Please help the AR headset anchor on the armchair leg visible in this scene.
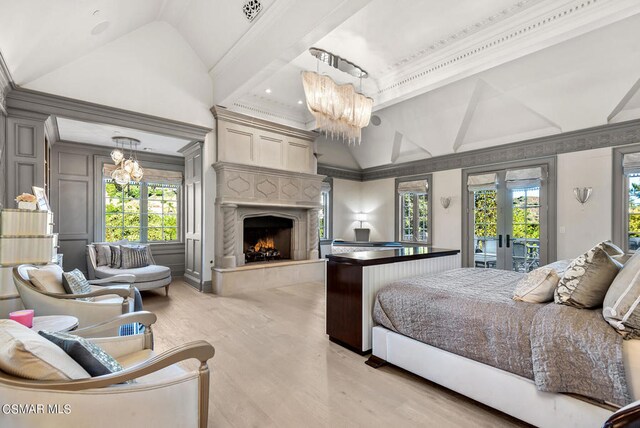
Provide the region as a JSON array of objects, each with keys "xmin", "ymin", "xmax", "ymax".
[{"xmin": 165, "ymin": 285, "xmax": 170, "ymax": 297}]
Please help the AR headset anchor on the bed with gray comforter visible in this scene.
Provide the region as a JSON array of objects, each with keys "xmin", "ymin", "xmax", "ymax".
[{"xmin": 372, "ymin": 268, "xmax": 631, "ymax": 406}]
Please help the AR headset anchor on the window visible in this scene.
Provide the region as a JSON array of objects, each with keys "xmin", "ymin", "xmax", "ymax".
[
  {"xmin": 319, "ymin": 179, "xmax": 332, "ymax": 240},
  {"xmin": 396, "ymin": 176, "xmax": 431, "ymax": 243},
  {"xmin": 104, "ymin": 179, "xmax": 180, "ymax": 243},
  {"xmin": 614, "ymin": 147, "xmax": 640, "ymax": 252}
]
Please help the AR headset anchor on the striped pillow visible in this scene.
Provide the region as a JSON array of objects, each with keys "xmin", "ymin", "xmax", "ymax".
[
  {"xmin": 604, "ymin": 251, "xmax": 640, "ymax": 338},
  {"xmin": 62, "ymin": 269, "xmax": 94, "ymax": 302},
  {"xmin": 109, "ymin": 245, "xmax": 121, "ymax": 268},
  {"xmin": 121, "ymin": 245, "xmax": 149, "ymax": 269}
]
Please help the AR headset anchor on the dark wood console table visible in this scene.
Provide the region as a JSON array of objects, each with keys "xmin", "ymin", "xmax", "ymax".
[{"xmin": 326, "ymin": 246, "xmax": 460, "ymax": 353}]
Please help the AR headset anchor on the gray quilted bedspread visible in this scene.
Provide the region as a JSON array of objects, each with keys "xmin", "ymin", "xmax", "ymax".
[{"xmin": 372, "ymin": 268, "xmax": 631, "ymax": 405}]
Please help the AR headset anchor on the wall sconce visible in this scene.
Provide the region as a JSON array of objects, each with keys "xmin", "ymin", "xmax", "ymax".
[
  {"xmin": 573, "ymin": 187, "xmax": 592, "ymax": 204},
  {"xmin": 440, "ymin": 196, "xmax": 451, "ymax": 209}
]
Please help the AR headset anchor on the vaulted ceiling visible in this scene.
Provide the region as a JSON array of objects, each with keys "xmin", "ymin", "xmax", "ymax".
[{"xmin": 1, "ymin": 0, "xmax": 639, "ymax": 165}]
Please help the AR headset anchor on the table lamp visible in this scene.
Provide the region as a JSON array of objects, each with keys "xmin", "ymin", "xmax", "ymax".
[{"xmin": 354, "ymin": 212, "xmax": 370, "ymax": 242}]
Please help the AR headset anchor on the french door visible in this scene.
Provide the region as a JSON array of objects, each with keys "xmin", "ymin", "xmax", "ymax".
[{"xmin": 467, "ymin": 166, "xmax": 548, "ymax": 273}]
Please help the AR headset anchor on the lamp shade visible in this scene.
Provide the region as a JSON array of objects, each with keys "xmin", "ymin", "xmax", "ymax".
[{"xmin": 355, "ymin": 213, "xmax": 367, "ymax": 222}]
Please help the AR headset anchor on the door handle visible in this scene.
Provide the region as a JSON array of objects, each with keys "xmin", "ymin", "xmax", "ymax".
[
  {"xmin": 506, "ymin": 234, "xmax": 511, "ymax": 248},
  {"xmin": 498, "ymin": 235, "xmax": 503, "ymax": 248}
]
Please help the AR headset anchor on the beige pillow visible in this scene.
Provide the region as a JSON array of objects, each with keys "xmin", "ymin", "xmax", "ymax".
[
  {"xmin": 603, "ymin": 251, "xmax": 640, "ymax": 337},
  {"xmin": 543, "ymin": 259, "xmax": 572, "ymax": 277},
  {"xmin": 554, "ymin": 243, "xmax": 621, "ymax": 309},
  {"xmin": 513, "ymin": 267, "xmax": 559, "ymax": 303},
  {"xmin": 0, "ymin": 320, "xmax": 90, "ymax": 380},
  {"xmin": 602, "ymin": 240, "xmax": 625, "ymax": 257},
  {"xmin": 28, "ymin": 265, "xmax": 65, "ymax": 294}
]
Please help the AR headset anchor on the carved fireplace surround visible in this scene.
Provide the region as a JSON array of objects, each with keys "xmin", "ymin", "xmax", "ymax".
[{"xmin": 213, "ymin": 161, "xmax": 325, "ymax": 269}]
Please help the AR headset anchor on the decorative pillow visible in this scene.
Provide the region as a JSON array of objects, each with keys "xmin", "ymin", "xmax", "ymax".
[
  {"xmin": 601, "ymin": 240, "xmax": 625, "ymax": 257},
  {"xmin": 120, "ymin": 245, "xmax": 149, "ymax": 269},
  {"xmin": 62, "ymin": 269, "xmax": 94, "ymax": 302},
  {"xmin": 554, "ymin": 243, "xmax": 621, "ymax": 308},
  {"xmin": 94, "ymin": 244, "xmax": 112, "ymax": 267},
  {"xmin": 513, "ymin": 267, "xmax": 559, "ymax": 303},
  {"xmin": 28, "ymin": 264, "xmax": 65, "ymax": 294},
  {"xmin": 39, "ymin": 330, "xmax": 128, "ymax": 379},
  {"xmin": 603, "ymin": 251, "xmax": 640, "ymax": 337},
  {"xmin": 0, "ymin": 320, "xmax": 90, "ymax": 381},
  {"xmin": 109, "ymin": 245, "xmax": 122, "ymax": 268},
  {"xmin": 542, "ymin": 259, "xmax": 572, "ymax": 278}
]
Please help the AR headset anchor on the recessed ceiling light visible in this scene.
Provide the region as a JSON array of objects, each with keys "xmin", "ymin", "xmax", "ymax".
[
  {"xmin": 91, "ymin": 21, "xmax": 109, "ymax": 36},
  {"xmin": 297, "ymin": 100, "xmax": 303, "ymax": 105},
  {"xmin": 265, "ymin": 88, "xmax": 272, "ymax": 94}
]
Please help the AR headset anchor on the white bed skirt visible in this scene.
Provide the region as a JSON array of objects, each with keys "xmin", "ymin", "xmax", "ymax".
[{"xmin": 372, "ymin": 326, "xmax": 614, "ymax": 428}]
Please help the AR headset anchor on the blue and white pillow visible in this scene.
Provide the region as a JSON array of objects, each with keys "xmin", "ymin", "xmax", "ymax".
[{"xmin": 62, "ymin": 269, "xmax": 94, "ymax": 302}]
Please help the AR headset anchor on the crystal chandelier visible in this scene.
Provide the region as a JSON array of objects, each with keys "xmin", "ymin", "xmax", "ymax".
[
  {"xmin": 110, "ymin": 137, "xmax": 144, "ymax": 185},
  {"xmin": 301, "ymin": 48, "xmax": 373, "ymax": 145}
]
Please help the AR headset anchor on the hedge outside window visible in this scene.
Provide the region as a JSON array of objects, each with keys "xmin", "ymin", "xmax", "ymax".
[{"xmin": 104, "ymin": 179, "xmax": 179, "ymax": 242}]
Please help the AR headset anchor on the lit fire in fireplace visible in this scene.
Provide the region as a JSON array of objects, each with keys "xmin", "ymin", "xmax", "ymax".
[{"xmin": 253, "ymin": 236, "xmax": 275, "ymax": 251}]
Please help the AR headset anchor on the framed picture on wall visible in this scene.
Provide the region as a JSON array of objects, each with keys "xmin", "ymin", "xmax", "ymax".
[{"xmin": 32, "ymin": 186, "xmax": 50, "ymax": 211}]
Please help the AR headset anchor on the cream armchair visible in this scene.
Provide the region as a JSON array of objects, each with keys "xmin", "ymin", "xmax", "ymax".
[
  {"xmin": 0, "ymin": 313, "xmax": 214, "ymax": 428},
  {"xmin": 13, "ymin": 265, "xmax": 136, "ymax": 329}
]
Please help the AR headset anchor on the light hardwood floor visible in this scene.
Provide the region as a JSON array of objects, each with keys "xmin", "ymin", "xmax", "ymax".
[{"xmin": 143, "ymin": 280, "xmax": 529, "ymax": 428}]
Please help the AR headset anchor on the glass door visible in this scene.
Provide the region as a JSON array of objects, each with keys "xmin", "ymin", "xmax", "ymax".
[{"xmin": 468, "ymin": 166, "xmax": 547, "ymax": 272}]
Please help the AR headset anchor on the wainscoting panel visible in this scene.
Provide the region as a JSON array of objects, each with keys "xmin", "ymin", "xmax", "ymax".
[
  {"xmin": 6, "ymin": 116, "xmax": 45, "ymax": 200},
  {"xmin": 58, "ymin": 180, "xmax": 89, "ymax": 235},
  {"xmin": 59, "ymin": 239, "xmax": 89, "ymax": 272},
  {"xmin": 361, "ymin": 253, "xmax": 461, "ymax": 350}
]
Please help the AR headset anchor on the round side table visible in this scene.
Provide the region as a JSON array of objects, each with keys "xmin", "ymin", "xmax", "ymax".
[{"xmin": 31, "ymin": 315, "xmax": 79, "ymax": 333}]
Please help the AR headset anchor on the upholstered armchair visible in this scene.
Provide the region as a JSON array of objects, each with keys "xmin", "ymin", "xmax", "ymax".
[
  {"xmin": 0, "ymin": 313, "xmax": 214, "ymax": 428},
  {"xmin": 86, "ymin": 241, "xmax": 172, "ymax": 296},
  {"xmin": 13, "ymin": 264, "xmax": 136, "ymax": 329}
]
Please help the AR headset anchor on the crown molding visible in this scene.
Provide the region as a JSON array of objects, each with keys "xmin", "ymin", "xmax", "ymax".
[
  {"xmin": 373, "ymin": 0, "xmax": 640, "ymax": 111},
  {"xmin": 319, "ymin": 118, "xmax": 640, "ymax": 181},
  {"xmin": 0, "ymin": 50, "xmax": 14, "ymax": 115},
  {"xmin": 5, "ymin": 87, "xmax": 211, "ymax": 140},
  {"xmin": 211, "ymin": 105, "xmax": 317, "ymax": 141}
]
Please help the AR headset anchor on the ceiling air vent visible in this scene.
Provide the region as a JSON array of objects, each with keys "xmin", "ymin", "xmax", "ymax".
[{"xmin": 242, "ymin": 0, "xmax": 262, "ymax": 22}]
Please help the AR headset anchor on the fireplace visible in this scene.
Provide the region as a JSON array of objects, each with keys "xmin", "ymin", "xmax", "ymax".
[{"xmin": 243, "ymin": 216, "xmax": 293, "ymax": 264}]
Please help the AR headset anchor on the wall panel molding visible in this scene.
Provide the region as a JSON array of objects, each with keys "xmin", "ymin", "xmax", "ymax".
[
  {"xmin": 6, "ymin": 87, "xmax": 210, "ymax": 141},
  {"xmin": 319, "ymin": 118, "xmax": 640, "ymax": 181}
]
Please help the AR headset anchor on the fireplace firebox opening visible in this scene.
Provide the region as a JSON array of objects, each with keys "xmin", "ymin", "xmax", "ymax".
[{"xmin": 243, "ymin": 216, "xmax": 293, "ymax": 264}]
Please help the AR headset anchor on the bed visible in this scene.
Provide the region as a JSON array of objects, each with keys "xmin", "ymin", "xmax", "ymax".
[{"xmin": 370, "ymin": 268, "xmax": 640, "ymax": 428}]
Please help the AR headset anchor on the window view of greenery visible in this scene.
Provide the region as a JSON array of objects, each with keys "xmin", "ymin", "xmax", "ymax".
[
  {"xmin": 511, "ymin": 187, "xmax": 540, "ymax": 272},
  {"xmin": 401, "ymin": 192, "xmax": 428, "ymax": 242},
  {"xmin": 628, "ymin": 175, "xmax": 640, "ymax": 250},
  {"xmin": 319, "ymin": 190, "xmax": 329, "ymax": 239},
  {"xmin": 105, "ymin": 180, "xmax": 178, "ymax": 243},
  {"xmin": 474, "ymin": 190, "xmax": 497, "ymax": 267}
]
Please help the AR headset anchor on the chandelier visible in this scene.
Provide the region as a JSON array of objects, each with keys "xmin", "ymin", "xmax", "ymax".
[
  {"xmin": 301, "ymin": 48, "xmax": 373, "ymax": 145},
  {"xmin": 110, "ymin": 136, "xmax": 144, "ymax": 185}
]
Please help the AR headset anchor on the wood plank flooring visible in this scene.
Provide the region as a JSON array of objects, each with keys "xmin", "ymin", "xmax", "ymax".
[{"xmin": 143, "ymin": 280, "xmax": 529, "ymax": 428}]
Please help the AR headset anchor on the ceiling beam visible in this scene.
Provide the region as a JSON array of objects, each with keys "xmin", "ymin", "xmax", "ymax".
[{"xmin": 209, "ymin": 0, "xmax": 372, "ymax": 107}]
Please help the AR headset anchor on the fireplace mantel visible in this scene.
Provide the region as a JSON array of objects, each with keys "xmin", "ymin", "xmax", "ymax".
[{"xmin": 214, "ymin": 161, "xmax": 325, "ymax": 209}]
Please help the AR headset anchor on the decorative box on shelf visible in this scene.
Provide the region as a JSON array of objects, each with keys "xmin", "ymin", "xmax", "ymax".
[
  {"xmin": 0, "ymin": 235, "xmax": 58, "ymax": 265},
  {"xmin": 0, "ymin": 209, "xmax": 54, "ymax": 236}
]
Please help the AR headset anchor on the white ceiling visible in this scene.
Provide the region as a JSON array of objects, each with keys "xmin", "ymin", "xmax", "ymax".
[
  {"xmin": 1, "ymin": 0, "xmax": 640, "ymax": 168},
  {"xmin": 56, "ymin": 117, "xmax": 192, "ymax": 156}
]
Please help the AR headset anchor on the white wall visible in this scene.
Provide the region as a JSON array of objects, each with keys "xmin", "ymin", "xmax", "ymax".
[
  {"xmin": 431, "ymin": 169, "xmax": 462, "ymax": 249},
  {"xmin": 332, "ymin": 178, "xmax": 362, "ymax": 241},
  {"xmin": 360, "ymin": 179, "xmax": 396, "ymax": 241},
  {"xmin": 329, "ymin": 148, "xmax": 616, "ymax": 263},
  {"xmin": 556, "ymin": 148, "xmax": 612, "ymax": 259}
]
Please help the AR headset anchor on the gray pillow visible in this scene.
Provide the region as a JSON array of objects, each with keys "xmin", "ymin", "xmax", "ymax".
[
  {"xmin": 603, "ymin": 251, "xmax": 640, "ymax": 338},
  {"xmin": 120, "ymin": 245, "xmax": 149, "ymax": 269},
  {"xmin": 94, "ymin": 244, "xmax": 111, "ymax": 267},
  {"xmin": 109, "ymin": 245, "xmax": 122, "ymax": 268},
  {"xmin": 554, "ymin": 243, "xmax": 621, "ymax": 309},
  {"xmin": 62, "ymin": 269, "xmax": 94, "ymax": 302},
  {"xmin": 38, "ymin": 330, "xmax": 128, "ymax": 379},
  {"xmin": 602, "ymin": 240, "xmax": 625, "ymax": 257}
]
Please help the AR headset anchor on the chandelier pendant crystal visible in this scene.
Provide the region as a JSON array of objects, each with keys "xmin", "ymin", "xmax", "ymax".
[
  {"xmin": 110, "ymin": 137, "xmax": 144, "ymax": 185},
  {"xmin": 301, "ymin": 48, "xmax": 373, "ymax": 145}
]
